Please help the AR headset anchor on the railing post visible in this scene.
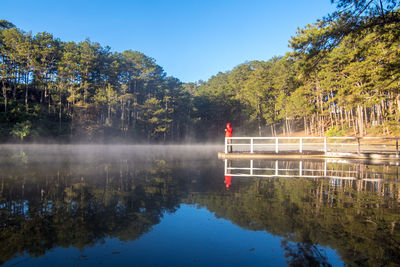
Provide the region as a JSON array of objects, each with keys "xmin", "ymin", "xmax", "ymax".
[
  {"xmin": 324, "ymin": 161, "xmax": 327, "ymax": 177},
  {"xmin": 225, "ymin": 138, "xmax": 228, "ymax": 154},
  {"xmin": 250, "ymin": 160, "xmax": 253, "ymax": 175},
  {"xmin": 299, "ymin": 137, "xmax": 303, "ymax": 153},
  {"xmin": 396, "ymin": 138, "xmax": 399, "ymax": 157},
  {"xmin": 324, "ymin": 137, "xmax": 327, "ymax": 153},
  {"xmin": 357, "ymin": 137, "xmax": 361, "ymax": 154},
  {"xmin": 250, "ymin": 138, "xmax": 254, "ymax": 153},
  {"xmin": 275, "ymin": 138, "xmax": 279, "ymax": 153},
  {"xmin": 275, "ymin": 160, "xmax": 278, "ymax": 176}
]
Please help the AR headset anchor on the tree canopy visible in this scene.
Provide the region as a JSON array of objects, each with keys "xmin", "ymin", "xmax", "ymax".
[{"xmin": 1, "ymin": 2, "xmax": 400, "ymax": 142}]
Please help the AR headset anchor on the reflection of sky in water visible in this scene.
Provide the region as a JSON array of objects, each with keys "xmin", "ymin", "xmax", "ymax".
[
  {"xmin": 5, "ymin": 205, "xmax": 343, "ymax": 267},
  {"xmin": 1, "ymin": 145, "xmax": 399, "ymax": 266}
]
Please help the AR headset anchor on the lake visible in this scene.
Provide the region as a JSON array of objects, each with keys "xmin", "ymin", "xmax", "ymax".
[{"xmin": 0, "ymin": 145, "xmax": 399, "ymax": 266}]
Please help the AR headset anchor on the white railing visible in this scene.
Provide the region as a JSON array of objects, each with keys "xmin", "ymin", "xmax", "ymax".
[
  {"xmin": 224, "ymin": 159, "xmax": 395, "ymax": 181},
  {"xmin": 225, "ymin": 136, "xmax": 399, "ymax": 156}
]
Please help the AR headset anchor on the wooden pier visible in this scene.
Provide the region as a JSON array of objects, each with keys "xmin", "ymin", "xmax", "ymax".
[{"xmin": 218, "ymin": 137, "xmax": 400, "ymax": 161}]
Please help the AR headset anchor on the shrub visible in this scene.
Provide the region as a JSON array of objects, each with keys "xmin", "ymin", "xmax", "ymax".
[
  {"xmin": 325, "ymin": 125, "xmax": 346, "ymax": 137},
  {"xmin": 10, "ymin": 121, "xmax": 31, "ymax": 141}
]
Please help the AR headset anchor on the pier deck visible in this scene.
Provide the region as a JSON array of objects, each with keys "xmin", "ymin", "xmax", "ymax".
[{"xmin": 220, "ymin": 137, "xmax": 400, "ymax": 161}]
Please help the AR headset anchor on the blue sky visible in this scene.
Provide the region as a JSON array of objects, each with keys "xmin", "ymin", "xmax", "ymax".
[{"xmin": 2, "ymin": 0, "xmax": 334, "ymax": 83}]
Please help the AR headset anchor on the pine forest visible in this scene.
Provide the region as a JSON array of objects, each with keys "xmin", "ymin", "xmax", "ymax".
[{"xmin": 1, "ymin": 1, "xmax": 400, "ymax": 142}]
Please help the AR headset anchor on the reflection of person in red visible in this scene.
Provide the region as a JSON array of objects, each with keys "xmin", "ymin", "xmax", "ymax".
[
  {"xmin": 225, "ymin": 123, "xmax": 233, "ymax": 152},
  {"xmin": 224, "ymin": 175, "xmax": 231, "ymax": 190}
]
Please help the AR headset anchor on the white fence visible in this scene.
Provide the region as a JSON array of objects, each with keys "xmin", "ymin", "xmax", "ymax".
[
  {"xmin": 225, "ymin": 136, "xmax": 399, "ymax": 156},
  {"xmin": 224, "ymin": 159, "xmax": 397, "ymax": 181}
]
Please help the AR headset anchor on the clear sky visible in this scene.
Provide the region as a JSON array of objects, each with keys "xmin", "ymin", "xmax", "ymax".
[{"xmin": 2, "ymin": 0, "xmax": 334, "ymax": 83}]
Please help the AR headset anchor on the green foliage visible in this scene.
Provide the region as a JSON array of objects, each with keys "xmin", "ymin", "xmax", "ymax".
[
  {"xmin": 0, "ymin": 23, "xmax": 192, "ymax": 142},
  {"xmin": 10, "ymin": 121, "xmax": 31, "ymax": 140},
  {"xmin": 384, "ymin": 121, "xmax": 400, "ymax": 135},
  {"xmin": 325, "ymin": 125, "xmax": 346, "ymax": 137},
  {"xmin": 1, "ymin": 2, "xmax": 400, "ymax": 141}
]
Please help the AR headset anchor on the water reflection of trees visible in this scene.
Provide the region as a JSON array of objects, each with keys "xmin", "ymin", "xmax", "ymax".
[
  {"xmin": 195, "ymin": 160, "xmax": 400, "ymax": 266},
  {"xmin": 1, "ymin": 153, "xmax": 400, "ymax": 266},
  {"xmin": 281, "ymin": 240, "xmax": 331, "ymax": 267},
  {"xmin": 0, "ymin": 157, "xmax": 195, "ymax": 264}
]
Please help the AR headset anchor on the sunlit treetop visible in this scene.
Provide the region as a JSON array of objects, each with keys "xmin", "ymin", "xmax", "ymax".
[{"xmin": 290, "ymin": 0, "xmax": 400, "ymax": 60}]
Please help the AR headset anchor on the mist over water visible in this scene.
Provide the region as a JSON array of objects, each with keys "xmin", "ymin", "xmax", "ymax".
[
  {"xmin": 1, "ymin": 145, "xmax": 399, "ymax": 266},
  {"xmin": 0, "ymin": 144, "xmax": 223, "ymax": 164}
]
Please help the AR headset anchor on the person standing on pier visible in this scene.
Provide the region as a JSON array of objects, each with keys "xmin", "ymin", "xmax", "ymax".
[{"xmin": 225, "ymin": 123, "xmax": 233, "ymax": 152}]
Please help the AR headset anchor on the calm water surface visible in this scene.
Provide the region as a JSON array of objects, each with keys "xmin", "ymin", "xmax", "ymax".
[{"xmin": 0, "ymin": 145, "xmax": 399, "ymax": 266}]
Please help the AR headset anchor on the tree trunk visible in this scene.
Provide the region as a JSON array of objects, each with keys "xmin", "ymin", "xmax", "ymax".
[
  {"xmin": 350, "ymin": 109, "xmax": 357, "ymax": 135},
  {"xmin": 1, "ymin": 80, "xmax": 7, "ymax": 115},
  {"xmin": 121, "ymin": 99, "xmax": 125, "ymax": 131},
  {"xmin": 357, "ymin": 105, "xmax": 364, "ymax": 136},
  {"xmin": 133, "ymin": 95, "xmax": 137, "ymax": 130},
  {"xmin": 340, "ymin": 107, "xmax": 344, "ymax": 130},
  {"xmin": 363, "ymin": 105, "xmax": 368, "ymax": 134},
  {"xmin": 107, "ymin": 102, "xmax": 111, "ymax": 122},
  {"xmin": 126, "ymin": 100, "xmax": 131, "ymax": 132},
  {"xmin": 396, "ymin": 94, "xmax": 400, "ymax": 121},
  {"xmin": 304, "ymin": 117, "xmax": 308, "ymax": 135},
  {"xmin": 25, "ymin": 74, "xmax": 29, "ymax": 107},
  {"xmin": 257, "ymin": 101, "xmax": 263, "ymax": 136},
  {"xmin": 310, "ymin": 115, "xmax": 314, "ymax": 136},
  {"xmin": 14, "ymin": 71, "xmax": 20, "ymax": 99},
  {"xmin": 59, "ymin": 87, "xmax": 62, "ymax": 132}
]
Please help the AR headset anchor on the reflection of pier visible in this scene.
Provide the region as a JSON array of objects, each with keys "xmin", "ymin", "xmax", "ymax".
[
  {"xmin": 224, "ymin": 159, "xmax": 399, "ymax": 181},
  {"xmin": 219, "ymin": 137, "xmax": 400, "ymax": 161}
]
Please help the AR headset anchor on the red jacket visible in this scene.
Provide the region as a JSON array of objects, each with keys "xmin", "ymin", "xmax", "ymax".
[
  {"xmin": 225, "ymin": 123, "xmax": 233, "ymax": 137},
  {"xmin": 225, "ymin": 175, "xmax": 231, "ymax": 190}
]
